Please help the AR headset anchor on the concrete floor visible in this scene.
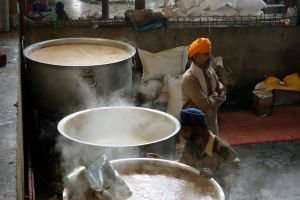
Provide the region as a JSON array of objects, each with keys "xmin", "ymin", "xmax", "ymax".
[
  {"xmin": 0, "ymin": 31, "xmax": 18, "ymax": 199},
  {"xmin": 232, "ymin": 141, "xmax": 300, "ymax": 200}
]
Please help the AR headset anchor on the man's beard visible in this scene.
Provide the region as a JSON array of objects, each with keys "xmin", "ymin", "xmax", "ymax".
[{"xmin": 203, "ymin": 59, "xmax": 212, "ymax": 71}]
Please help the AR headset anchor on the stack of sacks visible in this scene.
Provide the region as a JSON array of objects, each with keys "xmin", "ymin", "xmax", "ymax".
[
  {"xmin": 236, "ymin": 0, "xmax": 267, "ymax": 16},
  {"xmin": 137, "ymin": 46, "xmax": 188, "ymax": 118},
  {"xmin": 162, "ymin": 0, "xmax": 267, "ymax": 17}
]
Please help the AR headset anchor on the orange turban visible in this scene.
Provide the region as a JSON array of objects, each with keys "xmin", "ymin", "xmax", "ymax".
[{"xmin": 188, "ymin": 38, "xmax": 212, "ymax": 58}]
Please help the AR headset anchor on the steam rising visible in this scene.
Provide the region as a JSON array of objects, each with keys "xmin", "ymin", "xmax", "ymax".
[
  {"xmin": 63, "ymin": 108, "xmax": 176, "ymax": 146},
  {"xmin": 232, "ymin": 164, "xmax": 300, "ymax": 200},
  {"xmin": 231, "ymin": 142, "xmax": 300, "ymax": 200},
  {"xmin": 55, "ymin": 75, "xmax": 179, "ymax": 177},
  {"xmin": 44, "ymin": 61, "xmax": 300, "ymax": 200},
  {"xmin": 56, "ymin": 106, "xmax": 178, "ymax": 173},
  {"xmin": 56, "ymin": 135, "xmax": 140, "ymax": 173},
  {"xmin": 55, "ymin": 72, "xmax": 133, "ymax": 173}
]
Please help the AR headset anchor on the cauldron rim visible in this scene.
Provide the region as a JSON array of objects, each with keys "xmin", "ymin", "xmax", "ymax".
[
  {"xmin": 57, "ymin": 106, "xmax": 181, "ymax": 148},
  {"xmin": 23, "ymin": 37, "xmax": 136, "ymax": 67}
]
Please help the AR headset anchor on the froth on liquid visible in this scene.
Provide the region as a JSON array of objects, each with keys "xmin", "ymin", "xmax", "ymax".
[
  {"xmin": 28, "ymin": 44, "xmax": 132, "ymax": 66},
  {"xmin": 82, "ymin": 174, "xmax": 217, "ymax": 200},
  {"xmin": 123, "ymin": 174, "xmax": 216, "ymax": 200}
]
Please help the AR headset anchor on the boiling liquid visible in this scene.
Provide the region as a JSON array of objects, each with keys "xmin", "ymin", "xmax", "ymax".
[
  {"xmin": 28, "ymin": 44, "xmax": 132, "ymax": 66},
  {"xmin": 123, "ymin": 174, "xmax": 216, "ymax": 200}
]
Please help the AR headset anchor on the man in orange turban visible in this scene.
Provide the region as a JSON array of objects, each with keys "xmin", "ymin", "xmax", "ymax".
[
  {"xmin": 188, "ymin": 38, "xmax": 212, "ymax": 58},
  {"xmin": 181, "ymin": 37, "xmax": 226, "ymax": 136}
]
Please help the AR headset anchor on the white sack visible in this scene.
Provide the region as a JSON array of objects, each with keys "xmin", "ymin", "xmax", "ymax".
[
  {"xmin": 209, "ymin": 0, "xmax": 238, "ymax": 11},
  {"xmin": 238, "ymin": 9, "xmax": 263, "ymax": 16},
  {"xmin": 236, "ymin": 0, "xmax": 267, "ymax": 10},
  {"xmin": 204, "ymin": 6, "xmax": 238, "ymax": 16},
  {"xmin": 176, "ymin": 0, "xmax": 192, "ymax": 13}
]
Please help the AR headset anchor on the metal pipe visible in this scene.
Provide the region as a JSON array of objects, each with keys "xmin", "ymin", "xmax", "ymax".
[{"xmin": 25, "ymin": 147, "xmax": 35, "ymax": 200}]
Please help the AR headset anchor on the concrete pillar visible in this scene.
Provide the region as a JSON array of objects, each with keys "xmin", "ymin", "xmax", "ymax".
[
  {"xmin": 0, "ymin": 0, "xmax": 9, "ymax": 31},
  {"xmin": 297, "ymin": 0, "xmax": 300, "ymax": 10},
  {"xmin": 9, "ymin": 0, "xmax": 19, "ymax": 28},
  {"xmin": 297, "ymin": 0, "xmax": 300, "ymax": 25},
  {"xmin": 135, "ymin": 0, "xmax": 145, "ymax": 10},
  {"xmin": 102, "ymin": 0, "xmax": 109, "ymax": 19},
  {"xmin": 9, "ymin": 0, "xmax": 18, "ymax": 15}
]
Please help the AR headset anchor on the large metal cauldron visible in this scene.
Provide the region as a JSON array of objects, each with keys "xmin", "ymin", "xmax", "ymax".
[
  {"xmin": 63, "ymin": 158, "xmax": 225, "ymax": 200},
  {"xmin": 57, "ymin": 106, "xmax": 180, "ymax": 167},
  {"xmin": 23, "ymin": 38, "xmax": 136, "ymax": 115}
]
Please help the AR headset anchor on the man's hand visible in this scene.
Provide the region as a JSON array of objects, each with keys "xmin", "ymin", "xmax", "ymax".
[
  {"xmin": 218, "ymin": 93, "xmax": 226, "ymax": 101},
  {"xmin": 216, "ymin": 94, "xmax": 226, "ymax": 107},
  {"xmin": 207, "ymin": 92, "xmax": 218, "ymax": 105}
]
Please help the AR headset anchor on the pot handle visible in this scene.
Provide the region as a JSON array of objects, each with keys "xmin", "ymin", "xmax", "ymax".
[
  {"xmin": 79, "ymin": 70, "xmax": 97, "ymax": 88},
  {"xmin": 145, "ymin": 153, "xmax": 161, "ymax": 159}
]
